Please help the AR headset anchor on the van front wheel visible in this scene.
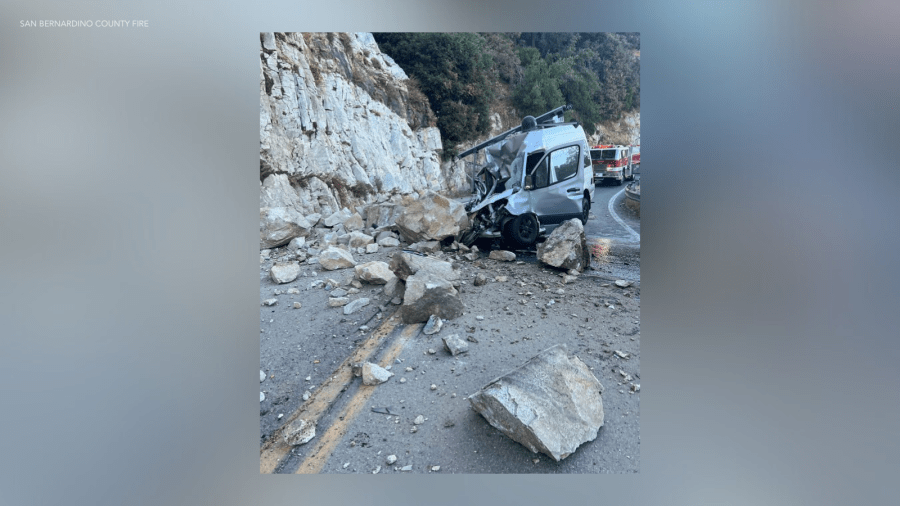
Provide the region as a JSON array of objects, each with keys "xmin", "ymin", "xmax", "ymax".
[{"xmin": 503, "ymin": 214, "xmax": 539, "ymax": 248}]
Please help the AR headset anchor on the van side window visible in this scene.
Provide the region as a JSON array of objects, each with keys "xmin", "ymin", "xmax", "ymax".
[{"xmin": 550, "ymin": 145, "xmax": 579, "ymax": 183}]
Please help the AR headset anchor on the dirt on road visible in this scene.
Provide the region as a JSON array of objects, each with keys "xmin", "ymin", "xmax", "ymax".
[{"xmin": 260, "ymin": 210, "xmax": 640, "ymax": 474}]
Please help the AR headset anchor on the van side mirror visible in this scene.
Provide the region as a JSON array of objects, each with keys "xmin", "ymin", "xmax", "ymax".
[{"xmin": 524, "ymin": 175, "xmax": 533, "ymax": 190}]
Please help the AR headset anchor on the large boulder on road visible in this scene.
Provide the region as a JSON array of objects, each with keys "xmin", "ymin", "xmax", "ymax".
[
  {"xmin": 355, "ymin": 261, "xmax": 396, "ymax": 285},
  {"xmin": 270, "ymin": 262, "xmax": 301, "ymax": 284},
  {"xmin": 260, "ymin": 207, "xmax": 312, "ymax": 249},
  {"xmin": 395, "ymin": 191, "xmax": 468, "ymax": 244},
  {"xmin": 389, "ymin": 251, "xmax": 459, "ymax": 282},
  {"xmin": 318, "ymin": 246, "xmax": 357, "ymax": 270},
  {"xmin": 536, "ymin": 219, "xmax": 591, "ymax": 272},
  {"xmin": 468, "ymin": 344, "xmax": 604, "ymax": 462},
  {"xmin": 400, "ymin": 272, "xmax": 464, "ymax": 323}
]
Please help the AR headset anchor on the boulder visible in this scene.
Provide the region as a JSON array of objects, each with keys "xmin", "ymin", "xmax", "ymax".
[
  {"xmin": 361, "ymin": 362, "xmax": 393, "ymax": 385},
  {"xmin": 409, "ymin": 241, "xmax": 442, "ymax": 254},
  {"xmin": 489, "ymin": 250, "xmax": 516, "ymax": 262},
  {"xmin": 260, "ymin": 207, "xmax": 312, "ymax": 249},
  {"xmin": 389, "ymin": 251, "xmax": 459, "ymax": 282},
  {"xmin": 344, "ymin": 212, "xmax": 365, "ymax": 232},
  {"xmin": 395, "ymin": 191, "xmax": 469, "ymax": 244},
  {"xmin": 365, "ymin": 243, "xmax": 379, "ymax": 254},
  {"xmin": 365, "ymin": 203, "xmax": 405, "ymax": 230},
  {"xmin": 270, "ymin": 262, "xmax": 301, "ymax": 284},
  {"xmin": 288, "ymin": 236, "xmax": 306, "ymax": 250},
  {"xmin": 375, "ymin": 230, "xmax": 397, "ymax": 243},
  {"xmin": 323, "ymin": 209, "xmax": 350, "ymax": 228},
  {"xmin": 377, "ymin": 237, "xmax": 400, "ymax": 248},
  {"xmin": 467, "ymin": 344, "xmax": 604, "ymax": 462},
  {"xmin": 318, "ymin": 247, "xmax": 356, "ymax": 270},
  {"xmin": 536, "ymin": 219, "xmax": 591, "ymax": 272},
  {"xmin": 348, "ymin": 231, "xmax": 375, "ymax": 249},
  {"xmin": 355, "ymin": 261, "xmax": 396, "ymax": 285},
  {"xmin": 400, "ymin": 272, "xmax": 464, "ymax": 323},
  {"xmin": 383, "ymin": 277, "xmax": 404, "ymax": 299}
]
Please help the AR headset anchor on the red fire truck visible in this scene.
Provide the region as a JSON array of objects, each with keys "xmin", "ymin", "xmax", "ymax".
[{"xmin": 590, "ymin": 144, "xmax": 638, "ymax": 185}]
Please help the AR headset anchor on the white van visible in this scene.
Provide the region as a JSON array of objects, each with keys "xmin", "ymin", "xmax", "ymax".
[{"xmin": 456, "ymin": 106, "xmax": 594, "ymax": 248}]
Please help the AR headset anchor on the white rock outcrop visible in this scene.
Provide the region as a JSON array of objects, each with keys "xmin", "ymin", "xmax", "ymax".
[{"xmin": 260, "ymin": 32, "xmax": 469, "ymax": 246}]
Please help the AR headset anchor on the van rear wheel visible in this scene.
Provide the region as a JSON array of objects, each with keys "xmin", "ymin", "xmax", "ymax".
[{"xmin": 503, "ymin": 214, "xmax": 539, "ymax": 248}]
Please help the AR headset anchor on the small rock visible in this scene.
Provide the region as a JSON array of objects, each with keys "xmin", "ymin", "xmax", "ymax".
[
  {"xmin": 288, "ymin": 237, "xmax": 306, "ymax": 250},
  {"xmin": 401, "ymin": 465, "xmax": 413, "ymax": 471},
  {"xmin": 489, "ymin": 250, "xmax": 516, "ymax": 262},
  {"xmin": 283, "ymin": 419, "xmax": 317, "ymax": 446},
  {"xmin": 343, "ymin": 297, "xmax": 371, "ymax": 315},
  {"xmin": 430, "ymin": 384, "xmax": 437, "ymax": 391},
  {"xmin": 262, "ymin": 298, "xmax": 277, "ymax": 306},
  {"xmin": 362, "ymin": 362, "xmax": 394, "ymax": 385},
  {"xmin": 386, "ymin": 455, "xmax": 397, "ymax": 465},
  {"xmin": 302, "ymin": 391, "xmax": 310, "ymax": 401},
  {"xmin": 260, "ymin": 370, "xmax": 266, "ymax": 382},
  {"xmin": 475, "ymin": 315, "xmax": 484, "ymax": 321},
  {"xmin": 287, "ymin": 287, "xmax": 300, "ymax": 294},
  {"xmin": 372, "ymin": 465, "xmax": 381, "ymax": 474},
  {"xmin": 473, "ymin": 273, "xmax": 487, "ymax": 286},
  {"xmin": 442, "ymin": 334, "xmax": 469, "ymax": 356},
  {"xmin": 330, "ymin": 288, "xmax": 348, "ymax": 298},
  {"xmin": 431, "ymin": 466, "xmax": 440, "ymax": 472},
  {"xmin": 562, "ymin": 275, "xmax": 578, "ymax": 284},
  {"xmin": 293, "ymin": 302, "xmax": 302, "ymax": 309},
  {"xmin": 343, "ymin": 462, "xmax": 350, "ymax": 469},
  {"xmin": 399, "ymin": 377, "xmax": 407, "ymax": 383},
  {"xmin": 366, "ymin": 243, "xmax": 379, "ymax": 254},
  {"xmin": 614, "ymin": 350, "xmax": 630, "ymax": 359},
  {"xmin": 495, "ymin": 276, "xmax": 508, "ymax": 282},
  {"xmin": 427, "ymin": 348, "xmax": 436, "ymax": 355},
  {"xmin": 351, "ymin": 279, "xmax": 363, "ymax": 289},
  {"xmin": 328, "ymin": 297, "xmax": 350, "ymax": 307},
  {"xmin": 260, "ymin": 391, "xmax": 265, "ymax": 402},
  {"xmin": 414, "ymin": 415, "xmax": 425, "ymax": 425},
  {"xmin": 410, "ymin": 426, "xmax": 418, "ymax": 433},
  {"xmin": 615, "ymin": 280, "xmax": 633, "ymax": 288},
  {"xmin": 422, "ymin": 315, "xmax": 443, "ymax": 335}
]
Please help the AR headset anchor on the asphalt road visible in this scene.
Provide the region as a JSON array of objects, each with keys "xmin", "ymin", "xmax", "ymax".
[{"xmin": 260, "ymin": 183, "xmax": 641, "ymax": 474}]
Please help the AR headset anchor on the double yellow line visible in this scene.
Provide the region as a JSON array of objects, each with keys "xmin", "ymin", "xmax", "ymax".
[{"xmin": 260, "ymin": 314, "xmax": 420, "ymax": 474}]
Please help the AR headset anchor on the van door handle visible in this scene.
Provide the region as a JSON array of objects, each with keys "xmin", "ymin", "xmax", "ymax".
[{"xmin": 567, "ymin": 188, "xmax": 579, "ymax": 193}]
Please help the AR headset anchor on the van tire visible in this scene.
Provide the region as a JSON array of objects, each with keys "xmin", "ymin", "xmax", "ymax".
[
  {"xmin": 503, "ymin": 214, "xmax": 539, "ymax": 248},
  {"xmin": 581, "ymin": 194, "xmax": 591, "ymax": 225}
]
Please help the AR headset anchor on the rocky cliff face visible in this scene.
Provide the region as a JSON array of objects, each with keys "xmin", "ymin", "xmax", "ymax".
[
  {"xmin": 260, "ymin": 32, "xmax": 470, "ymax": 221},
  {"xmin": 588, "ymin": 112, "xmax": 641, "ymax": 146}
]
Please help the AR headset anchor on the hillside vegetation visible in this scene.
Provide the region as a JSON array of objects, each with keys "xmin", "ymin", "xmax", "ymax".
[{"xmin": 373, "ymin": 32, "xmax": 640, "ymax": 158}]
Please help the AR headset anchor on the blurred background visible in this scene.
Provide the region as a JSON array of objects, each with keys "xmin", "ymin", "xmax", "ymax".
[{"xmin": 1, "ymin": 0, "xmax": 898, "ymax": 504}]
